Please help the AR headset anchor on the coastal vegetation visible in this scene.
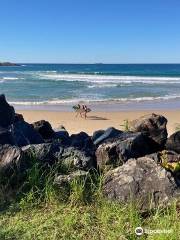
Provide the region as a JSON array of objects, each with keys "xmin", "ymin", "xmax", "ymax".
[{"xmin": 0, "ymin": 163, "xmax": 179, "ymax": 240}]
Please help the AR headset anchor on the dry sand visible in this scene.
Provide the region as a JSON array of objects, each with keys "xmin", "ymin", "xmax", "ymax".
[{"xmin": 17, "ymin": 110, "xmax": 180, "ymax": 136}]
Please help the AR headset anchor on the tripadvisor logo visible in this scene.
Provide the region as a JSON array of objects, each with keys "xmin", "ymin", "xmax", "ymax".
[
  {"xmin": 135, "ymin": 226, "xmax": 172, "ymax": 236},
  {"xmin": 135, "ymin": 227, "xmax": 144, "ymax": 236}
]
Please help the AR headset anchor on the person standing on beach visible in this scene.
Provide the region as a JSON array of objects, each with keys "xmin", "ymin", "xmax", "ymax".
[{"xmin": 82, "ymin": 104, "xmax": 88, "ymax": 119}]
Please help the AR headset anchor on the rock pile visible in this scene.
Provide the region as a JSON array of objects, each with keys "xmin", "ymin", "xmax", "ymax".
[{"xmin": 0, "ymin": 94, "xmax": 180, "ymax": 209}]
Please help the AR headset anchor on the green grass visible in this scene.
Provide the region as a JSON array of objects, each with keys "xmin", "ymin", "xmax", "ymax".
[
  {"xmin": 0, "ymin": 198, "xmax": 179, "ymax": 240},
  {"xmin": 0, "ymin": 162, "xmax": 179, "ymax": 240},
  {"xmin": 120, "ymin": 119, "xmax": 130, "ymax": 132}
]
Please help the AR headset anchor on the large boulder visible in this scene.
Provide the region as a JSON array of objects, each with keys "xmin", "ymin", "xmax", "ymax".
[
  {"xmin": 95, "ymin": 132, "xmax": 154, "ymax": 170},
  {"xmin": 22, "ymin": 143, "xmax": 63, "ymax": 166},
  {"xmin": 130, "ymin": 113, "xmax": 168, "ymax": 149},
  {"xmin": 103, "ymin": 157, "xmax": 180, "ymax": 210},
  {"xmin": 0, "ymin": 145, "xmax": 27, "ymax": 179},
  {"xmin": 166, "ymin": 131, "xmax": 180, "ymax": 153},
  {"xmin": 0, "ymin": 127, "xmax": 15, "ymax": 145},
  {"xmin": 54, "ymin": 131, "xmax": 70, "ymax": 145},
  {"xmin": 0, "ymin": 94, "xmax": 15, "ymax": 128},
  {"xmin": 56, "ymin": 146, "xmax": 96, "ymax": 171},
  {"xmin": 13, "ymin": 120, "xmax": 44, "ymax": 147},
  {"xmin": 93, "ymin": 127, "xmax": 122, "ymax": 146},
  {"xmin": 53, "ymin": 125, "xmax": 70, "ymax": 145},
  {"xmin": 32, "ymin": 120, "xmax": 55, "ymax": 140},
  {"xmin": 22, "ymin": 143, "xmax": 96, "ymax": 171},
  {"xmin": 14, "ymin": 113, "xmax": 24, "ymax": 123},
  {"xmin": 70, "ymin": 132, "xmax": 93, "ymax": 150},
  {"xmin": 92, "ymin": 130, "xmax": 105, "ymax": 143}
]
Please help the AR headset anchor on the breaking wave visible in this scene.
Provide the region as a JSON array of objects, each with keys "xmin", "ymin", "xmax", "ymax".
[
  {"xmin": 37, "ymin": 73, "xmax": 180, "ymax": 85},
  {"xmin": 9, "ymin": 94, "xmax": 180, "ymax": 106}
]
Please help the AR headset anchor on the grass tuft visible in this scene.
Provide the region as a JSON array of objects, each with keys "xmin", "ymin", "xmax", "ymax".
[{"xmin": 0, "ymin": 159, "xmax": 179, "ymax": 239}]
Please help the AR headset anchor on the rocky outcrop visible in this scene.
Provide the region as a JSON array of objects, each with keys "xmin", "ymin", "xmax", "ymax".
[
  {"xmin": 0, "ymin": 94, "xmax": 180, "ymax": 210},
  {"xmin": 0, "ymin": 145, "xmax": 27, "ymax": 178},
  {"xmin": 22, "ymin": 143, "xmax": 63, "ymax": 166},
  {"xmin": 166, "ymin": 131, "xmax": 180, "ymax": 153},
  {"xmin": 130, "ymin": 113, "xmax": 168, "ymax": 149},
  {"xmin": 92, "ymin": 130, "xmax": 105, "ymax": 143},
  {"xmin": 0, "ymin": 94, "xmax": 15, "ymax": 128},
  {"xmin": 56, "ymin": 146, "xmax": 96, "ymax": 171},
  {"xmin": 95, "ymin": 132, "xmax": 154, "ymax": 170},
  {"xmin": 0, "ymin": 62, "xmax": 19, "ymax": 66},
  {"xmin": 103, "ymin": 157, "xmax": 180, "ymax": 210},
  {"xmin": 22, "ymin": 143, "xmax": 96, "ymax": 171},
  {"xmin": 93, "ymin": 127, "xmax": 122, "ymax": 146},
  {"xmin": 13, "ymin": 120, "xmax": 44, "ymax": 147},
  {"xmin": 0, "ymin": 127, "xmax": 15, "ymax": 145},
  {"xmin": 14, "ymin": 113, "xmax": 24, "ymax": 123},
  {"xmin": 53, "ymin": 125, "xmax": 70, "ymax": 144},
  {"xmin": 32, "ymin": 120, "xmax": 55, "ymax": 140},
  {"xmin": 70, "ymin": 132, "xmax": 94, "ymax": 152}
]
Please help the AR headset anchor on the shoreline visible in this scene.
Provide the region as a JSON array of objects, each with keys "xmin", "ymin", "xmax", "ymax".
[
  {"xmin": 12, "ymin": 98, "xmax": 180, "ymax": 112},
  {"xmin": 17, "ymin": 109, "xmax": 180, "ymax": 136}
]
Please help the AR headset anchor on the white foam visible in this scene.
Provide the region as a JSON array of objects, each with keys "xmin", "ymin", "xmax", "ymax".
[
  {"xmin": 9, "ymin": 94, "xmax": 180, "ymax": 106},
  {"xmin": 3, "ymin": 77, "xmax": 20, "ymax": 80},
  {"xmin": 88, "ymin": 83, "xmax": 118, "ymax": 88},
  {"xmin": 37, "ymin": 73, "xmax": 180, "ymax": 84}
]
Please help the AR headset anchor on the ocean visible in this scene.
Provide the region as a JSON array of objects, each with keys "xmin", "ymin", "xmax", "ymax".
[{"xmin": 1, "ymin": 64, "xmax": 180, "ymax": 111}]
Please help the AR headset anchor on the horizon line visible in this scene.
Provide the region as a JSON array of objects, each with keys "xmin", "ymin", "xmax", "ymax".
[{"xmin": 13, "ymin": 62, "xmax": 180, "ymax": 64}]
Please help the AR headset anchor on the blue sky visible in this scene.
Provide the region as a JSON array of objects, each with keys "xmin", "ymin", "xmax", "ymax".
[{"xmin": 0, "ymin": 0, "xmax": 180, "ymax": 63}]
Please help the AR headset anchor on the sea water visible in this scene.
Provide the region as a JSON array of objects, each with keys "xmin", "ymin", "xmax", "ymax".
[{"xmin": 1, "ymin": 64, "xmax": 180, "ymax": 110}]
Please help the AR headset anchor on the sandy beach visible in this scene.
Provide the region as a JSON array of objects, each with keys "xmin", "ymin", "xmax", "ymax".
[{"xmin": 17, "ymin": 110, "xmax": 180, "ymax": 136}]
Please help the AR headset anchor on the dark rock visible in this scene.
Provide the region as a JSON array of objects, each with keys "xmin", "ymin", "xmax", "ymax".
[
  {"xmin": 70, "ymin": 132, "xmax": 94, "ymax": 151},
  {"xmin": 92, "ymin": 130, "xmax": 105, "ymax": 143},
  {"xmin": 22, "ymin": 143, "xmax": 96, "ymax": 171},
  {"xmin": 32, "ymin": 120, "xmax": 55, "ymax": 140},
  {"xmin": 54, "ymin": 132, "xmax": 71, "ymax": 146},
  {"xmin": 0, "ymin": 94, "xmax": 15, "ymax": 128},
  {"xmin": 13, "ymin": 120, "xmax": 44, "ymax": 147},
  {"xmin": 55, "ymin": 130, "xmax": 69, "ymax": 138},
  {"xmin": 13, "ymin": 128, "xmax": 29, "ymax": 147},
  {"xmin": 54, "ymin": 170, "xmax": 88, "ymax": 186},
  {"xmin": 166, "ymin": 131, "xmax": 180, "ymax": 153},
  {"xmin": 54, "ymin": 125, "xmax": 66, "ymax": 131},
  {"xmin": 0, "ymin": 127, "xmax": 16, "ymax": 145},
  {"xmin": 31, "ymin": 121, "xmax": 70, "ymax": 144},
  {"xmin": 130, "ymin": 113, "xmax": 168, "ymax": 149},
  {"xmin": 0, "ymin": 145, "xmax": 27, "ymax": 178},
  {"xmin": 14, "ymin": 113, "xmax": 24, "ymax": 122},
  {"xmin": 54, "ymin": 126, "xmax": 70, "ymax": 144},
  {"xmin": 93, "ymin": 127, "xmax": 122, "ymax": 146},
  {"xmin": 95, "ymin": 132, "xmax": 154, "ymax": 170},
  {"xmin": 56, "ymin": 146, "xmax": 96, "ymax": 171},
  {"xmin": 22, "ymin": 143, "xmax": 63, "ymax": 165},
  {"xmin": 103, "ymin": 157, "xmax": 180, "ymax": 210}
]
